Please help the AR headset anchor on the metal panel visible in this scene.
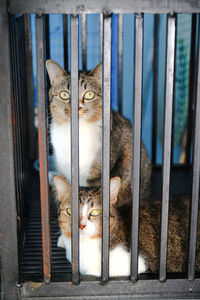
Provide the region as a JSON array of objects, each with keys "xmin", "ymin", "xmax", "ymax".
[
  {"xmin": 188, "ymin": 17, "xmax": 200, "ymax": 281},
  {"xmin": 8, "ymin": 0, "xmax": 200, "ymax": 14},
  {"xmin": 159, "ymin": 14, "xmax": 176, "ymax": 282},
  {"xmin": 36, "ymin": 14, "xmax": 51, "ymax": 283},
  {"xmin": 131, "ymin": 13, "xmax": 143, "ymax": 282},
  {"xmin": 70, "ymin": 14, "xmax": 80, "ymax": 285},
  {"xmin": 20, "ymin": 279, "xmax": 200, "ymax": 298},
  {"xmin": 101, "ymin": 14, "xmax": 111, "ymax": 283},
  {"xmin": 0, "ymin": 1, "xmax": 18, "ymax": 299},
  {"xmin": 118, "ymin": 14, "xmax": 123, "ymax": 113}
]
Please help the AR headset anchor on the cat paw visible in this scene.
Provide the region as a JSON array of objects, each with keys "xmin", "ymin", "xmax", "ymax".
[{"xmin": 57, "ymin": 235, "xmax": 65, "ymax": 248}]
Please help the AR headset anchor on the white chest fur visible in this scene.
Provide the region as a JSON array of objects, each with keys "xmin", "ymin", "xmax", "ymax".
[
  {"xmin": 58, "ymin": 234, "xmax": 147, "ymax": 277},
  {"xmin": 51, "ymin": 119, "xmax": 102, "ymax": 186}
]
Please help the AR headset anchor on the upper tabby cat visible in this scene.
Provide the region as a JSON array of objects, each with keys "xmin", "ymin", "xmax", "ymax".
[{"xmin": 46, "ymin": 60, "xmax": 152, "ymax": 206}]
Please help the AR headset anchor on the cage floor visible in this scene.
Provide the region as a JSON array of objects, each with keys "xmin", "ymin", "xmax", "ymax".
[
  {"xmin": 19, "ymin": 165, "xmax": 192, "ymax": 282},
  {"xmin": 19, "ymin": 169, "xmax": 72, "ymax": 282}
]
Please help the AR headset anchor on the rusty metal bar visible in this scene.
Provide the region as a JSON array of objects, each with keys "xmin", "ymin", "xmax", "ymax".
[
  {"xmin": 81, "ymin": 14, "xmax": 87, "ymax": 70},
  {"xmin": 36, "ymin": 14, "xmax": 51, "ymax": 283},
  {"xmin": 0, "ymin": 1, "xmax": 19, "ymax": 299},
  {"xmin": 131, "ymin": 13, "xmax": 143, "ymax": 282},
  {"xmin": 118, "ymin": 14, "xmax": 123, "ymax": 113},
  {"xmin": 101, "ymin": 14, "xmax": 111, "ymax": 283},
  {"xmin": 159, "ymin": 14, "xmax": 176, "ymax": 282},
  {"xmin": 188, "ymin": 17, "xmax": 200, "ymax": 281},
  {"xmin": 70, "ymin": 14, "xmax": 80, "ymax": 284}
]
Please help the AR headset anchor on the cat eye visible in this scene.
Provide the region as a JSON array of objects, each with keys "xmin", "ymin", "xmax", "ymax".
[
  {"xmin": 90, "ymin": 209, "xmax": 102, "ymax": 217},
  {"xmin": 66, "ymin": 208, "xmax": 71, "ymax": 216},
  {"xmin": 83, "ymin": 90, "xmax": 95, "ymax": 100},
  {"xmin": 59, "ymin": 90, "xmax": 70, "ymax": 100}
]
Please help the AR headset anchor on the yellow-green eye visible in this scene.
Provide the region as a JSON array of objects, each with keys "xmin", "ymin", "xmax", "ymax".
[
  {"xmin": 90, "ymin": 209, "xmax": 102, "ymax": 217},
  {"xmin": 66, "ymin": 208, "xmax": 71, "ymax": 216},
  {"xmin": 83, "ymin": 90, "xmax": 95, "ymax": 100},
  {"xmin": 59, "ymin": 90, "xmax": 70, "ymax": 100}
]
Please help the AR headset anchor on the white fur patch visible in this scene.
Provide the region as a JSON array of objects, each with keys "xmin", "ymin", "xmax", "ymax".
[
  {"xmin": 51, "ymin": 119, "xmax": 102, "ymax": 186},
  {"xmin": 59, "ymin": 233, "xmax": 148, "ymax": 277}
]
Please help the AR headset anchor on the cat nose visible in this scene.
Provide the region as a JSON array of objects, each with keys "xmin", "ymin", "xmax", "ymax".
[{"xmin": 79, "ymin": 224, "xmax": 86, "ymax": 230}]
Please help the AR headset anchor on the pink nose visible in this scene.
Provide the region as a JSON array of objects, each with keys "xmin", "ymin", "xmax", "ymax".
[{"xmin": 79, "ymin": 224, "xmax": 86, "ymax": 230}]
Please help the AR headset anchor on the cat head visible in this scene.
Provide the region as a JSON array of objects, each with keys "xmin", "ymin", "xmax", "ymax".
[
  {"xmin": 54, "ymin": 176, "xmax": 121, "ymax": 239},
  {"xmin": 46, "ymin": 60, "xmax": 102, "ymax": 123}
]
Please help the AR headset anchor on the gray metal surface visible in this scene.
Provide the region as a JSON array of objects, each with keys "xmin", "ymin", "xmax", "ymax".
[
  {"xmin": 101, "ymin": 14, "xmax": 111, "ymax": 283},
  {"xmin": 187, "ymin": 18, "xmax": 200, "ymax": 281},
  {"xmin": 70, "ymin": 14, "xmax": 80, "ymax": 285},
  {"xmin": 159, "ymin": 15, "xmax": 176, "ymax": 282},
  {"xmin": 0, "ymin": 1, "xmax": 18, "ymax": 300},
  {"xmin": 131, "ymin": 13, "xmax": 143, "ymax": 282},
  {"xmin": 63, "ymin": 15, "xmax": 69, "ymax": 71},
  {"xmin": 19, "ymin": 278, "xmax": 200, "ymax": 298},
  {"xmin": 8, "ymin": 0, "xmax": 200, "ymax": 14},
  {"xmin": 36, "ymin": 15, "xmax": 51, "ymax": 283}
]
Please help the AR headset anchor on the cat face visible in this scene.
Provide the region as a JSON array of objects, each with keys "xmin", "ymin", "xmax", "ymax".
[
  {"xmin": 46, "ymin": 60, "xmax": 102, "ymax": 123},
  {"xmin": 54, "ymin": 176, "xmax": 121, "ymax": 239}
]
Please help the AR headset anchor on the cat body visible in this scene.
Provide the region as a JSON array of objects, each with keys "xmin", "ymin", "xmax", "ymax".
[
  {"xmin": 46, "ymin": 60, "xmax": 152, "ymax": 206},
  {"xmin": 54, "ymin": 176, "xmax": 148, "ymax": 277},
  {"xmin": 120, "ymin": 197, "xmax": 200, "ymax": 273}
]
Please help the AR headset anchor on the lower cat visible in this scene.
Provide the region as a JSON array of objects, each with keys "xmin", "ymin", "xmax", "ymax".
[
  {"xmin": 54, "ymin": 175, "xmax": 147, "ymax": 277},
  {"xmin": 54, "ymin": 175, "xmax": 200, "ymax": 276}
]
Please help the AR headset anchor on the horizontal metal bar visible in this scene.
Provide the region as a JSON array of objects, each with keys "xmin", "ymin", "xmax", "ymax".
[
  {"xmin": 159, "ymin": 14, "xmax": 176, "ymax": 282},
  {"xmin": 8, "ymin": 0, "xmax": 200, "ymax": 14},
  {"xmin": 187, "ymin": 17, "xmax": 200, "ymax": 281},
  {"xmin": 20, "ymin": 279, "xmax": 200, "ymax": 298},
  {"xmin": 70, "ymin": 13, "xmax": 80, "ymax": 285},
  {"xmin": 36, "ymin": 15, "xmax": 51, "ymax": 283},
  {"xmin": 131, "ymin": 13, "xmax": 143, "ymax": 282},
  {"xmin": 101, "ymin": 14, "xmax": 111, "ymax": 283}
]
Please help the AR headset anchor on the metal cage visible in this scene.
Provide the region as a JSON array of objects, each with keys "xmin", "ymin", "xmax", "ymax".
[{"xmin": 1, "ymin": 0, "xmax": 200, "ymax": 299}]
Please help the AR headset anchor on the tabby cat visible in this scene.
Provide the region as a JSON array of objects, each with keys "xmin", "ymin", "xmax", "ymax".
[
  {"xmin": 46, "ymin": 60, "xmax": 152, "ymax": 206},
  {"xmin": 54, "ymin": 175, "xmax": 147, "ymax": 277},
  {"xmin": 55, "ymin": 175, "xmax": 200, "ymax": 275}
]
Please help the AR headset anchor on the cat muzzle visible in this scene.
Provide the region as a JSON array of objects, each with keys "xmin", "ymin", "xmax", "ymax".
[{"xmin": 79, "ymin": 224, "xmax": 86, "ymax": 230}]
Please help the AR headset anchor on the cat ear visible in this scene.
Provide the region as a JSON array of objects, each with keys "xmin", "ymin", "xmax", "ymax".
[
  {"xmin": 54, "ymin": 176, "xmax": 70, "ymax": 201},
  {"xmin": 88, "ymin": 63, "xmax": 102, "ymax": 78},
  {"xmin": 46, "ymin": 60, "xmax": 67, "ymax": 85},
  {"xmin": 110, "ymin": 177, "xmax": 121, "ymax": 205}
]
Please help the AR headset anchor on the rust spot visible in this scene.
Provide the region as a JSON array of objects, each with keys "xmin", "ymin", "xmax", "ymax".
[{"xmin": 27, "ymin": 281, "xmax": 43, "ymax": 292}]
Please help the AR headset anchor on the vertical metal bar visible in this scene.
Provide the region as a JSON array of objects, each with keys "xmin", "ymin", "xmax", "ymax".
[
  {"xmin": 81, "ymin": 14, "xmax": 87, "ymax": 70},
  {"xmin": 24, "ymin": 14, "xmax": 37, "ymax": 161},
  {"xmin": 101, "ymin": 14, "xmax": 111, "ymax": 283},
  {"xmin": 188, "ymin": 18, "xmax": 200, "ymax": 281},
  {"xmin": 152, "ymin": 14, "xmax": 160, "ymax": 165},
  {"xmin": 186, "ymin": 14, "xmax": 197, "ymax": 164},
  {"xmin": 0, "ymin": 2, "xmax": 19, "ymax": 299},
  {"xmin": 63, "ymin": 14, "xmax": 69, "ymax": 71},
  {"xmin": 100, "ymin": 14, "xmax": 103, "ymax": 61},
  {"xmin": 159, "ymin": 14, "xmax": 176, "ymax": 282},
  {"xmin": 36, "ymin": 14, "xmax": 51, "ymax": 283},
  {"xmin": 70, "ymin": 14, "xmax": 79, "ymax": 284},
  {"xmin": 131, "ymin": 13, "xmax": 143, "ymax": 282},
  {"xmin": 118, "ymin": 14, "xmax": 123, "ymax": 113}
]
